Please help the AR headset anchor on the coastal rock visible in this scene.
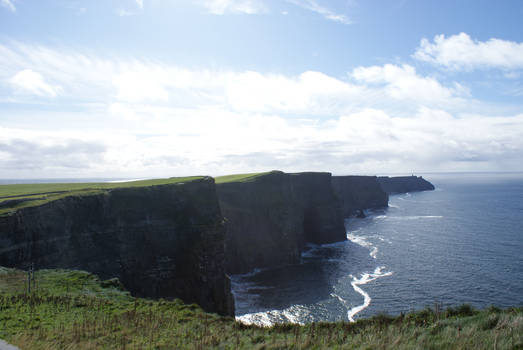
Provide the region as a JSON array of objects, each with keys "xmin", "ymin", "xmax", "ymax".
[
  {"xmin": 331, "ymin": 176, "xmax": 389, "ymax": 218},
  {"xmin": 216, "ymin": 171, "xmax": 346, "ymax": 274},
  {"xmin": 378, "ymin": 176, "xmax": 435, "ymax": 194},
  {"xmin": 0, "ymin": 178, "xmax": 234, "ymax": 316}
]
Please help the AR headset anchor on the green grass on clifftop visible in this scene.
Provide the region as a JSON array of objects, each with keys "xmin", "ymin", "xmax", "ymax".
[
  {"xmin": 215, "ymin": 172, "xmax": 273, "ymax": 184},
  {"xmin": 0, "ymin": 267, "xmax": 521, "ymax": 350},
  {"xmin": 0, "ymin": 177, "xmax": 204, "ymax": 216}
]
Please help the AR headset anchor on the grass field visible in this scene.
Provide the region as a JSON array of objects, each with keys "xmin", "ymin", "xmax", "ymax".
[
  {"xmin": 0, "ymin": 267, "xmax": 521, "ymax": 350},
  {"xmin": 215, "ymin": 172, "xmax": 272, "ymax": 184},
  {"xmin": 0, "ymin": 177, "xmax": 204, "ymax": 216},
  {"xmin": 1, "ymin": 171, "xmax": 281, "ymax": 215}
]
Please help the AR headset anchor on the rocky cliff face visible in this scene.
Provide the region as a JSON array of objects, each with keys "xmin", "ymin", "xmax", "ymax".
[
  {"xmin": 331, "ymin": 176, "xmax": 389, "ymax": 218},
  {"xmin": 378, "ymin": 176, "xmax": 435, "ymax": 194},
  {"xmin": 216, "ymin": 171, "xmax": 346, "ymax": 274},
  {"xmin": 288, "ymin": 172, "xmax": 346, "ymax": 245},
  {"xmin": 0, "ymin": 178, "xmax": 234, "ymax": 316}
]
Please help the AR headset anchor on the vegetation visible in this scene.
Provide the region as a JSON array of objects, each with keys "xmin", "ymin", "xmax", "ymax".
[
  {"xmin": 0, "ymin": 267, "xmax": 521, "ymax": 350},
  {"xmin": 215, "ymin": 172, "xmax": 272, "ymax": 184},
  {"xmin": 0, "ymin": 177, "xmax": 204, "ymax": 216}
]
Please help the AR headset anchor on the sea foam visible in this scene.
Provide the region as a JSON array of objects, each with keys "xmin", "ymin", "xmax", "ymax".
[{"xmin": 347, "ymin": 266, "xmax": 393, "ymax": 322}]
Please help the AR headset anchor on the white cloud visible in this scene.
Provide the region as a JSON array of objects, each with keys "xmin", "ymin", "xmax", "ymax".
[
  {"xmin": 414, "ymin": 33, "xmax": 523, "ymax": 70},
  {"xmin": 136, "ymin": 0, "xmax": 143, "ymax": 9},
  {"xmin": 1, "ymin": 43, "xmax": 472, "ymax": 114},
  {"xmin": 201, "ymin": 0, "xmax": 267, "ymax": 15},
  {"xmin": 1, "ymin": 0, "xmax": 15, "ymax": 12},
  {"xmin": 2, "ymin": 106, "xmax": 523, "ymax": 177},
  {"xmin": 286, "ymin": 0, "xmax": 350, "ymax": 24},
  {"xmin": 352, "ymin": 64, "xmax": 469, "ymax": 107},
  {"xmin": 0, "ymin": 41, "xmax": 521, "ymax": 177},
  {"xmin": 9, "ymin": 69, "xmax": 62, "ymax": 97}
]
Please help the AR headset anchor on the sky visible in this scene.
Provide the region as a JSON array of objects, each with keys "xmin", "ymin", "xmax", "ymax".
[{"xmin": 1, "ymin": 0, "xmax": 523, "ymax": 178}]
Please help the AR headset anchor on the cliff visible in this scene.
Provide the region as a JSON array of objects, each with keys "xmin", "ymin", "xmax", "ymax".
[
  {"xmin": 331, "ymin": 176, "xmax": 389, "ymax": 218},
  {"xmin": 0, "ymin": 177, "xmax": 234, "ymax": 316},
  {"xmin": 216, "ymin": 171, "xmax": 346, "ymax": 274},
  {"xmin": 378, "ymin": 176, "xmax": 435, "ymax": 194}
]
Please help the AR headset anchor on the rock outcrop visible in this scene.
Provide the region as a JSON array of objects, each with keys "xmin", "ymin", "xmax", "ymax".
[
  {"xmin": 331, "ymin": 176, "xmax": 389, "ymax": 218},
  {"xmin": 216, "ymin": 171, "xmax": 346, "ymax": 274},
  {"xmin": 0, "ymin": 178, "xmax": 234, "ymax": 316},
  {"xmin": 378, "ymin": 176, "xmax": 435, "ymax": 194}
]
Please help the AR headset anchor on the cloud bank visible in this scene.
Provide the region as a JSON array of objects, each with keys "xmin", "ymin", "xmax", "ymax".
[
  {"xmin": 0, "ymin": 39, "xmax": 522, "ymax": 177},
  {"xmin": 414, "ymin": 33, "xmax": 523, "ymax": 70}
]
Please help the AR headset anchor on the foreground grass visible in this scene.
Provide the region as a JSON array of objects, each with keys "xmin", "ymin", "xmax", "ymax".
[
  {"xmin": 0, "ymin": 267, "xmax": 521, "ymax": 349},
  {"xmin": 0, "ymin": 177, "xmax": 204, "ymax": 216}
]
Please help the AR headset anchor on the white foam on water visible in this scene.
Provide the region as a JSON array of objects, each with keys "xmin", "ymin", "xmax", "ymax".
[
  {"xmin": 236, "ymin": 304, "xmax": 309, "ymax": 327},
  {"xmin": 347, "ymin": 233, "xmax": 378, "ymax": 259},
  {"xmin": 347, "ymin": 266, "xmax": 393, "ymax": 322},
  {"xmin": 369, "ymin": 246, "xmax": 378, "ymax": 259},
  {"xmin": 388, "ymin": 204, "xmax": 400, "ymax": 209}
]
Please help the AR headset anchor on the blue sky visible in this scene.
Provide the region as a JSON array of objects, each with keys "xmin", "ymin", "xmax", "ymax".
[{"xmin": 1, "ymin": 0, "xmax": 523, "ymax": 178}]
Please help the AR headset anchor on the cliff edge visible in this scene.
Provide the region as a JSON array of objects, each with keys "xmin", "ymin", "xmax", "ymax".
[
  {"xmin": 378, "ymin": 175, "xmax": 435, "ymax": 194},
  {"xmin": 0, "ymin": 177, "xmax": 234, "ymax": 316}
]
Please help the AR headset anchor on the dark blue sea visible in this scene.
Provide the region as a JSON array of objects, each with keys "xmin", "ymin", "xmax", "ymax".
[{"xmin": 233, "ymin": 173, "xmax": 523, "ymax": 325}]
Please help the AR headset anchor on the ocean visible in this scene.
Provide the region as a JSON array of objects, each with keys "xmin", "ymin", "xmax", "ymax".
[{"xmin": 233, "ymin": 173, "xmax": 523, "ymax": 325}]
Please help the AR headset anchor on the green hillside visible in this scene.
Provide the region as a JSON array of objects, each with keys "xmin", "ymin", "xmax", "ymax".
[{"xmin": 0, "ymin": 267, "xmax": 521, "ymax": 350}]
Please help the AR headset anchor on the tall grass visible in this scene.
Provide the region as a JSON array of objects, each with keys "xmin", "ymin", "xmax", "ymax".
[{"xmin": 1, "ymin": 267, "xmax": 521, "ymax": 349}]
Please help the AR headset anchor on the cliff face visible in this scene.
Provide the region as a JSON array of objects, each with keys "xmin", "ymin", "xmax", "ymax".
[
  {"xmin": 378, "ymin": 176, "xmax": 435, "ymax": 194},
  {"xmin": 331, "ymin": 176, "xmax": 389, "ymax": 218},
  {"xmin": 216, "ymin": 171, "xmax": 346, "ymax": 274},
  {"xmin": 0, "ymin": 178, "xmax": 234, "ymax": 316},
  {"xmin": 288, "ymin": 172, "xmax": 346, "ymax": 245}
]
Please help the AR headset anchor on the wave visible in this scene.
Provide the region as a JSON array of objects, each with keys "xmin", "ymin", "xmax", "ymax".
[
  {"xmin": 236, "ymin": 304, "xmax": 310, "ymax": 327},
  {"xmin": 346, "ymin": 266, "xmax": 393, "ymax": 322},
  {"xmin": 347, "ymin": 233, "xmax": 378, "ymax": 259}
]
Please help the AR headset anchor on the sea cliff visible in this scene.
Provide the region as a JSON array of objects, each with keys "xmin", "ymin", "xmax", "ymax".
[
  {"xmin": 216, "ymin": 171, "xmax": 346, "ymax": 274},
  {"xmin": 378, "ymin": 176, "xmax": 435, "ymax": 194},
  {"xmin": 0, "ymin": 171, "xmax": 436, "ymax": 315},
  {"xmin": 0, "ymin": 177, "xmax": 234, "ymax": 316},
  {"xmin": 331, "ymin": 176, "xmax": 389, "ymax": 218}
]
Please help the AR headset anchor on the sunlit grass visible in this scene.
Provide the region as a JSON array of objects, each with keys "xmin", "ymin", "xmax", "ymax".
[
  {"xmin": 215, "ymin": 172, "xmax": 272, "ymax": 184},
  {"xmin": 0, "ymin": 177, "xmax": 204, "ymax": 216}
]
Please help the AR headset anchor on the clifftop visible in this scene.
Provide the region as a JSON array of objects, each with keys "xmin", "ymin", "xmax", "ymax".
[
  {"xmin": 378, "ymin": 175, "xmax": 435, "ymax": 194},
  {"xmin": 0, "ymin": 176, "xmax": 205, "ymax": 216}
]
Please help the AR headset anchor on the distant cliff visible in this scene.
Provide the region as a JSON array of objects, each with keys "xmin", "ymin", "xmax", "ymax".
[
  {"xmin": 216, "ymin": 171, "xmax": 346, "ymax": 274},
  {"xmin": 0, "ymin": 178, "xmax": 234, "ymax": 316},
  {"xmin": 378, "ymin": 176, "xmax": 435, "ymax": 194},
  {"xmin": 331, "ymin": 176, "xmax": 389, "ymax": 218}
]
